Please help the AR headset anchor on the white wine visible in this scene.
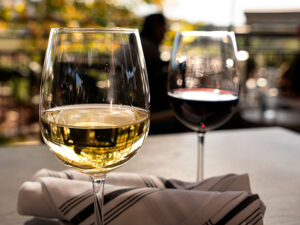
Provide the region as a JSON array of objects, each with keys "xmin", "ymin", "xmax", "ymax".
[{"xmin": 40, "ymin": 104, "xmax": 150, "ymax": 175}]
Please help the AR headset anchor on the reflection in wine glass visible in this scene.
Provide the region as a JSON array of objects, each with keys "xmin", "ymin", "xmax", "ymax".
[
  {"xmin": 168, "ymin": 31, "xmax": 240, "ymax": 181},
  {"xmin": 40, "ymin": 28, "xmax": 150, "ymax": 225}
]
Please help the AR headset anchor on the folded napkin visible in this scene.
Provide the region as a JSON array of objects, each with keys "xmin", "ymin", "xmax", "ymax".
[{"xmin": 18, "ymin": 169, "xmax": 265, "ymax": 225}]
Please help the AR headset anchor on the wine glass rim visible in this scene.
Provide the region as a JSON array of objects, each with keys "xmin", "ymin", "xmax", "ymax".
[
  {"xmin": 179, "ymin": 30, "xmax": 235, "ymax": 36},
  {"xmin": 50, "ymin": 27, "xmax": 139, "ymax": 33}
]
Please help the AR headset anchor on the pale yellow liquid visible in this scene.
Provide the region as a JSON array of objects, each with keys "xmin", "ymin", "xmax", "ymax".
[{"xmin": 40, "ymin": 104, "xmax": 150, "ymax": 175}]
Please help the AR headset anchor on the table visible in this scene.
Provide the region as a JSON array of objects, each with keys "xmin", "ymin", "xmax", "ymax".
[{"xmin": 0, "ymin": 127, "xmax": 300, "ymax": 225}]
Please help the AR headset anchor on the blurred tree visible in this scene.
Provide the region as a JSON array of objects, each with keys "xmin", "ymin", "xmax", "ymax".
[
  {"xmin": 0, "ymin": 0, "xmax": 169, "ymax": 59},
  {"xmin": 0, "ymin": 0, "xmax": 162, "ymax": 91}
]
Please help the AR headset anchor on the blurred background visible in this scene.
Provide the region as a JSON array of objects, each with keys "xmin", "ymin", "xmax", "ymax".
[{"xmin": 0, "ymin": 0, "xmax": 300, "ymax": 145}]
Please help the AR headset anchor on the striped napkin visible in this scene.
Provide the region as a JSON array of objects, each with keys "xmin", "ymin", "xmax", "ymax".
[{"xmin": 18, "ymin": 169, "xmax": 266, "ymax": 225}]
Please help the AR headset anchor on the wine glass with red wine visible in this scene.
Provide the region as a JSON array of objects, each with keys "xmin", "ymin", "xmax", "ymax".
[{"xmin": 168, "ymin": 31, "xmax": 239, "ymax": 181}]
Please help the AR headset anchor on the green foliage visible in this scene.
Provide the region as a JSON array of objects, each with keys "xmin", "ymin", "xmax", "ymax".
[{"xmin": 8, "ymin": 77, "xmax": 31, "ymax": 103}]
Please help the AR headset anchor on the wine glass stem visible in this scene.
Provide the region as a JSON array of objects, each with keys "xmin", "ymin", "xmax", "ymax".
[
  {"xmin": 197, "ymin": 132, "xmax": 205, "ymax": 182},
  {"xmin": 93, "ymin": 175, "xmax": 106, "ymax": 225}
]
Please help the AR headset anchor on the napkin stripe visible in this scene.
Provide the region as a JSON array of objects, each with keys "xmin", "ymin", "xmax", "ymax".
[
  {"xmin": 247, "ymin": 211, "xmax": 262, "ymax": 225},
  {"xmin": 65, "ymin": 171, "xmax": 74, "ymax": 179},
  {"xmin": 214, "ymin": 194, "xmax": 259, "ymax": 225},
  {"xmin": 67, "ymin": 188, "xmax": 137, "ymax": 224},
  {"xmin": 164, "ymin": 180, "xmax": 176, "ymax": 189},
  {"xmin": 204, "ymin": 220, "xmax": 213, "ymax": 225},
  {"xmin": 105, "ymin": 189, "xmax": 156, "ymax": 225},
  {"xmin": 60, "ymin": 190, "xmax": 93, "ymax": 214},
  {"xmin": 248, "ymin": 206, "xmax": 264, "ymax": 225},
  {"xmin": 158, "ymin": 177, "xmax": 176, "ymax": 189},
  {"xmin": 244, "ymin": 202, "xmax": 264, "ymax": 225},
  {"xmin": 141, "ymin": 176, "xmax": 153, "ymax": 187},
  {"xmin": 70, "ymin": 202, "xmax": 93, "ymax": 224},
  {"xmin": 105, "ymin": 189, "xmax": 153, "ymax": 218},
  {"xmin": 104, "ymin": 188, "xmax": 135, "ymax": 205},
  {"xmin": 69, "ymin": 189, "xmax": 155, "ymax": 225},
  {"xmin": 252, "ymin": 217, "xmax": 263, "ymax": 225},
  {"xmin": 238, "ymin": 207, "xmax": 261, "ymax": 225},
  {"xmin": 147, "ymin": 176, "xmax": 158, "ymax": 188},
  {"xmin": 142, "ymin": 176, "xmax": 158, "ymax": 188},
  {"xmin": 63, "ymin": 191, "xmax": 93, "ymax": 215}
]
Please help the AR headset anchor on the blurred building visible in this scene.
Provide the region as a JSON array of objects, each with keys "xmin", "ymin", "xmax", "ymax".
[{"xmin": 233, "ymin": 9, "xmax": 300, "ymax": 132}]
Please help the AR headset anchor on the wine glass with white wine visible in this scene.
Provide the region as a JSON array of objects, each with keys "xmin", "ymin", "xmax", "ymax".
[{"xmin": 39, "ymin": 27, "xmax": 150, "ymax": 225}]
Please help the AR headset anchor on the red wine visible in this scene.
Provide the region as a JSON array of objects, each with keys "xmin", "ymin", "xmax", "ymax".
[{"xmin": 168, "ymin": 88, "xmax": 238, "ymax": 132}]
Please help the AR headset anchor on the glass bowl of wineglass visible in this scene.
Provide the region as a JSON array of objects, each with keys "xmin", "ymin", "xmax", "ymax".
[
  {"xmin": 39, "ymin": 27, "xmax": 150, "ymax": 225},
  {"xmin": 168, "ymin": 31, "xmax": 240, "ymax": 181}
]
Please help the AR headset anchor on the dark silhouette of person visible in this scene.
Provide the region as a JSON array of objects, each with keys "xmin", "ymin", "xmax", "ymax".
[
  {"xmin": 140, "ymin": 13, "xmax": 169, "ymax": 113},
  {"xmin": 140, "ymin": 13, "xmax": 187, "ymax": 134}
]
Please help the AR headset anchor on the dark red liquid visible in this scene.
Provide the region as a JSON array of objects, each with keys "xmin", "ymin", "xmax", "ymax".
[{"xmin": 168, "ymin": 88, "xmax": 238, "ymax": 132}]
